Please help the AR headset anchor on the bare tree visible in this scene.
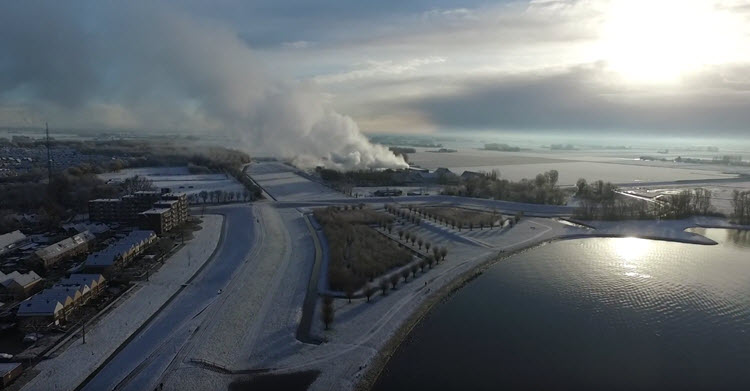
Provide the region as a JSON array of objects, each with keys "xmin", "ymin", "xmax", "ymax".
[
  {"xmin": 321, "ymin": 297, "xmax": 335, "ymax": 330},
  {"xmin": 440, "ymin": 247, "xmax": 448, "ymax": 262},
  {"xmin": 200, "ymin": 190, "xmax": 208, "ymax": 204},
  {"xmin": 417, "ymin": 238, "xmax": 423, "ymax": 250},
  {"xmin": 390, "ymin": 274, "xmax": 399, "ymax": 289},
  {"xmin": 122, "ymin": 175, "xmax": 155, "ymax": 194},
  {"xmin": 425, "ymin": 242, "xmax": 431, "ymax": 252},
  {"xmin": 379, "ymin": 278, "xmax": 389, "ymax": 295},
  {"xmin": 344, "ymin": 285, "xmax": 355, "ymax": 303},
  {"xmin": 364, "ymin": 283, "xmax": 374, "ymax": 302},
  {"xmin": 401, "ymin": 268, "xmax": 410, "ymax": 282}
]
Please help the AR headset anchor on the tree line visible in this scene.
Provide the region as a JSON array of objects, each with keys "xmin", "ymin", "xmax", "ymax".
[
  {"xmin": 574, "ymin": 179, "xmax": 716, "ymax": 220},
  {"xmin": 442, "ymin": 170, "xmax": 568, "ymax": 205},
  {"xmin": 732, "ymin": 190, "xmax": 750, "ymax": 224}
]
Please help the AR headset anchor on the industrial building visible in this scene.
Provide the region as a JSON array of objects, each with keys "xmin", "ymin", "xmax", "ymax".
[
  {"xmin": 32, "ymin": 231, "xmax": 95, "ymax": 269},
  {"xmin": 83, "ymin": 230, "xmax": 156, "ymax": 274}
]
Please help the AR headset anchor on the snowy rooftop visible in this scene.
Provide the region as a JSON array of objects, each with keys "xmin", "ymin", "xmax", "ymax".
[
  {"xmin": 0, "ymin": 362, "xmax": 21, "ymax": 376},
  {"xmin": 141, "ymin": 208, "xmax": 171, "ymax": 215},
  {"xmin": 85, "ymin": 230, "xmax": 155, "ymax": 267},
  {"xmin": 34, "ymin": 231, "xmax": 95, "ymax": 261},
  {"xmin": 17, "ymin": 295, "xmax": 64, "ymax": 316},
  {"xmin": 0, "ymin": 270, "xmax": 42, "ymax": 288},
  {"xmin": 0, "ymin": 230, "xmax": 26, "ymax": 253}
]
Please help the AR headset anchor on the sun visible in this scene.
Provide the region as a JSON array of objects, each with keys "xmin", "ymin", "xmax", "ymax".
[{"xmin": 597, "ymin": 0, "xmax": 745, "ymax": 84}]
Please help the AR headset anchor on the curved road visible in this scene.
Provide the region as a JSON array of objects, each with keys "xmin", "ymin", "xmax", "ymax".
[{"xmin": 79, "ymin": 205, "xmax": 257, "ymax": 391}]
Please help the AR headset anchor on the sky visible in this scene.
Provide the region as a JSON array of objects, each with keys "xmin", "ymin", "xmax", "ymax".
[{"xmin": 1, "ymin": 0, "xmax": 750, "ymax": 139}]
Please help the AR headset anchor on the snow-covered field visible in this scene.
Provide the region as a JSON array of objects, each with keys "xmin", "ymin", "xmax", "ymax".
[
  {"xmin": 146, "ymin": 198, "xmax": 745, "ymax": 391},
  {"xmin": 246, "ymin": 161, "xmax": 343, "ymax": 201},
  {"xmin": 408, "ymin": 147, "xmax": 740, "ymax": 186},
  {"xmin": 99, "ymin": 166, "xmax": 244, "ymax": 197}
]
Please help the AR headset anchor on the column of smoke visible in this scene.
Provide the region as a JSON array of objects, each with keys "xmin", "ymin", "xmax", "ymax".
[{"xmin": 0, "ymin": 3, "xmax": 408, "ymax": 171}]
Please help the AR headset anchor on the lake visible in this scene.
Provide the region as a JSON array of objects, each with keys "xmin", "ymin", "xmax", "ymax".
[{"xmin": 374, "ymin": 229, "xmax": 750, "ymax": 390}]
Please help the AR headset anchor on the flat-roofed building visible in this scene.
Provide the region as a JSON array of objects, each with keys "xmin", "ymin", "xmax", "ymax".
[
  {"xmin": 88, "ymin": 199, "xmax": 123, "ymax": 222},
  {"xmin": 160, "ymin": 193, "xmax": 188, "ymax": 223},
  {"xmin": 140, "ymin": 208, "xmax": 173, "ymax": 235},
  {"xmin": 90, "ymin": 191, "xmax": 188, "ymax": 230},
  {"xmin": 32, "ymin": 231, "xmax": 95, "ymax": 269}
]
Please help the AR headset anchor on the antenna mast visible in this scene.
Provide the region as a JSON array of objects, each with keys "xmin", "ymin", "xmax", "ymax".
[{"xmin": 46, "ymin": 122, "xmax": 52, "ymax": 183}]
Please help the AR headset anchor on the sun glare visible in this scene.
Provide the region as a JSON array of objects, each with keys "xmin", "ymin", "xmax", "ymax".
[
  {"xmin": 598, "ymin": 0, "xmax": 746, "ymax": 84},
  {"xmin": 614, "ymin": 237, "xmax": 651, "ymax": 262}
]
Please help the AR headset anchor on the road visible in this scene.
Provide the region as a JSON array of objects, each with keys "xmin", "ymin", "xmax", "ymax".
[{"xmin": 79, "ymin": 205, "xmax": 257, "ymax": 391}]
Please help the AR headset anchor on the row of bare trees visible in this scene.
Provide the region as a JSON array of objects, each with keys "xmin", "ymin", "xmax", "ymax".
[
  {"xmin": 385, "ymin": 203, "xmax": 517, "ymax": 231},
  {"xmin": 188, "ymin": 189, "xmax": 252, "ymax": 204}
]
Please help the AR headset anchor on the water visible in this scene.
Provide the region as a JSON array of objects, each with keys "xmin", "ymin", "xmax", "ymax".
[{"xmin": 374, "ymin": 229, "xmax": 750, "ymax": 391}]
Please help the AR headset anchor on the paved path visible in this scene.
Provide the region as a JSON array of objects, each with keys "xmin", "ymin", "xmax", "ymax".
[{"xmin": 76, "ymin": 206, "xmax": 256, "ymax": 391}]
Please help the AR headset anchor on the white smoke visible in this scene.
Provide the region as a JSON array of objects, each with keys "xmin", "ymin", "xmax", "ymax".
[{"xmin": 0, "ymin": 3, "xmax": 408, "ymax": 170}]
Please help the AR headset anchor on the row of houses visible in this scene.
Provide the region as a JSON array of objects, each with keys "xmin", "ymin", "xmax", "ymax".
[
  {"xmin": 0, "ymin": 270, "xmax": 43, "ymax": 300},
  {"xmin": 83, "ymin": 230, "xmax": 157, "ymax": 275},
  {"xmin": 15, "ymin": 274, "xmax": 106, "ymax": 330},
  {"xmin": 89, "ymin": 191, "xmax": 188, "ymax": 234},
  {"xmin": 31, "ymin": 231, "xmax": 96, "ymax": 269}
]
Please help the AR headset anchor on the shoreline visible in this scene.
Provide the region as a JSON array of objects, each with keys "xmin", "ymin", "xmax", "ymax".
[{"xmin": 354, "ymin": 225, "xmax": 745, "ymax": 390}]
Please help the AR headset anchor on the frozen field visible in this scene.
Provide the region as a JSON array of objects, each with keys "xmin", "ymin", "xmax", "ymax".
[
  {"xmin": 99, "ymin": 166, "xmax": 244, "ymax": 197},
  {"xmin": 247, "ymin": 161, "xmax": 343, "ymax": 201},
  {"xmin": 407, "ymin": 148, "xmax": 739, "ymax": 186}
]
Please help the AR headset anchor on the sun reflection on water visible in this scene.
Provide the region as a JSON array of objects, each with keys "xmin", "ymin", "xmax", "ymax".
[{"xmin": 614, "ymin": 237, "xmax": 654, "ymax": 278}]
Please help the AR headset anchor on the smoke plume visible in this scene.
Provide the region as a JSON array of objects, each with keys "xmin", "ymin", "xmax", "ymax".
[{"xmin": 0, "ymin": 2, "xmax": 407, "ymax": 170}]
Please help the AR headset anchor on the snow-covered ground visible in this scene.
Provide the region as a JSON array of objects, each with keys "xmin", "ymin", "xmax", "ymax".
[
  {"xmin": 406, "ymin": 147, "xmax": 741, "ymax": 186},
  {"xmin": 246, "ymin": 161, "xmax": 343, "ymax": 201},
  {"xmin": 21, "ymin": 215, "xmax": 224, "ymax": 391},
  {"xmin": 99, "ymin": 166, "xmax": 244, "ymax": 198},
  {"xmin": 620, "ymin": 180, "xmax": 750, "ymax": 216},
  {"xmin": 141, "ymin": 198, "xmax": 747, "ymax": 391}
]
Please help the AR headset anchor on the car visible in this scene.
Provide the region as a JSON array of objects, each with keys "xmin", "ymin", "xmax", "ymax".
[{"xmin": 23, "ymin": 333, "xmax": 42, "ymax": 343}]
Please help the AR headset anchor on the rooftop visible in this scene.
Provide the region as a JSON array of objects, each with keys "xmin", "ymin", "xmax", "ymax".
[
  {"xmin": 34, "ymin": 231, "xmax": 95, "ymax": 262},
  {"xmin": 141, "ymin": 208, "xmax": 171, "ymax": 215},
  {"xmin": 0, "ymin": 362, "xmax": 22, "ymax": 376},
  {"xmin": 0, "ymin": 230, "xmax": 26, "ymax": 251},
  {"xmin": 0, "ymin": 270, "xmax": 42, "ymax": 288},
  {"xmin": 84, "ymin": 230, "xmax": 155, "ymax": 267}
]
